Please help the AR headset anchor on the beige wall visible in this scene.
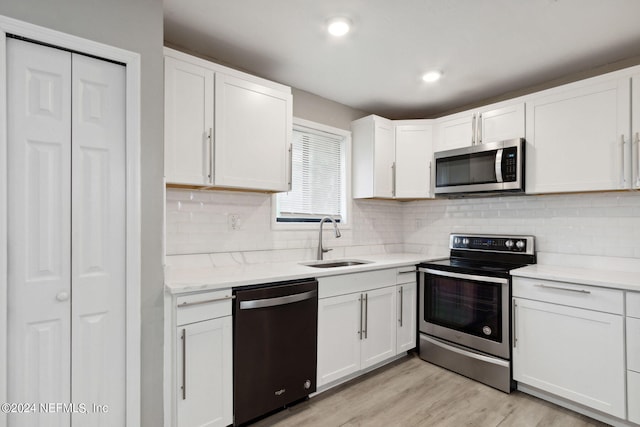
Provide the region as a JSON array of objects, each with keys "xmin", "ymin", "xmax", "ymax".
[
  {"xmin": 0, "ymin": 1, "xmax": 165, "ymax": 425},
  {"xmin": 292, "ymin": 87, "xmax": 370, "ymax": 130}
]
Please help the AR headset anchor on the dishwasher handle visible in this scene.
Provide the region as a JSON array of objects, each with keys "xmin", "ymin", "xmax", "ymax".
[{"xmin": 239, "ymin": 290, "xmax": 317, "ymax": 310}]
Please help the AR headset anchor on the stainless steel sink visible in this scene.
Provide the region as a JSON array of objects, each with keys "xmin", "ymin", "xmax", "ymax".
[{"xmin": 301, "ymin": 259, "xmax": 371, "ymax": 268}]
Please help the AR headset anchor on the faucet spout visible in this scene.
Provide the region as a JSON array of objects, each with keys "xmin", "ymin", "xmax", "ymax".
[{"xmin": 317, "ymin": 216, "xmax": 341, "ymax": 260}]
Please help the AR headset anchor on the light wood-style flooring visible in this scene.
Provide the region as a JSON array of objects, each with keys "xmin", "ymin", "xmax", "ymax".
[{"xmin": 252, "ymin": 353, "xmax": 607, "ymax": 427}]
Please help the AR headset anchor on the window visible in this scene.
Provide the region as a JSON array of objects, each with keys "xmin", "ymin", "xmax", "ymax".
[{"xmin": 275, "ymin": 118, "xmax": 350, "ymax": 225}]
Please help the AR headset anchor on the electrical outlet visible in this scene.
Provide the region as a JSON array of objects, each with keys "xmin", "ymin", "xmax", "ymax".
[{"xmin": 228, "ymin": 214, "xmax": 240, "ymax": 231}]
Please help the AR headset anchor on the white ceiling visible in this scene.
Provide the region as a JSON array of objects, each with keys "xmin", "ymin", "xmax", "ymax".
[{"xmin": 163, "ymin": 0, "xmax": 640, "ymax": 119}]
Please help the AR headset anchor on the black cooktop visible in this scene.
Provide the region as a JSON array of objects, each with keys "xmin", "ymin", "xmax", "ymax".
[{"xmin": 419, "ymin": 233, "xmax": 536, "ymax": 278}]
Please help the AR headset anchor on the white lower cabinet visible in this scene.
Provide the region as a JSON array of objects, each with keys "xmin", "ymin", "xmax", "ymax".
[
  {"xmin": 317, "ymin": 268, "xmax": 415, "ymax": 388},
  {"xmin": 512, "ymin": 278, "xmax": 625, "ymax": 419},
  {"xmin": 627, "ymin": 292, "xmax": 640, "ymax": 424},
  {"xmin": 174, "ymin": 291, "xmax": 233, "ymax": 427},
  {"xmin": 396, "ymin": 271, "xmax": 417, "ymax": 354}
]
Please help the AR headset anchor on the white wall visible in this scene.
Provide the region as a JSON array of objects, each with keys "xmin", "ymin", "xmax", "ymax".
[{"xmin": 0, "ymin": 2, "xmax": 165, "ymax": 426}]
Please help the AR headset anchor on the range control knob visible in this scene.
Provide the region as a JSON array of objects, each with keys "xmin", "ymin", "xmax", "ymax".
[
  {"xmin": 454, "ymin": 237, "xmax": 461, "ymax": 245},
  {"xmin": 505, "ymin": 240, "xmax": 514, "ymax": 249},
  {"xmin": 516, "ymin": 240, "xmax": 525, "ymax": 250},
  {"xmin": 462, "ymin": 238, "xmax": 470, "ymax": 246}
]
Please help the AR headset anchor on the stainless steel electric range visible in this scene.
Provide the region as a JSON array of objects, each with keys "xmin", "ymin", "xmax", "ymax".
[{"xmin": 417, "ymin": 233, "xmax": 536, "ymax": 393}]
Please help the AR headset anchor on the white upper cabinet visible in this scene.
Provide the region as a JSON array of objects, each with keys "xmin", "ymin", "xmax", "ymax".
[
  {"xmin": 633, "ymin": 74, "xmax": 640, "ymax": 189},
  {"xmin": 525, "ymin": 75, "xmax": 631, "ymax": 194},
  {"xmin": 352, "ymin": 115, "xmax": 433, "ymax": 199},
  {"xmin": 164, "ymin": 48, "xmax": 292, "ymax": 192},
  {"xmin": 394, "ymin": 121, "xmax": 434, "ymax": 198},
  {"xmin": 434, "ymin": 102, "xmax": 525, "ymax": 152}
]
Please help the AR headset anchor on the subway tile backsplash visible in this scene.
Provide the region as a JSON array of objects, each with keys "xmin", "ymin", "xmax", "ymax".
[{"xmin": 166, "ymin": 188, "xmax": 640, "ymax": 260}]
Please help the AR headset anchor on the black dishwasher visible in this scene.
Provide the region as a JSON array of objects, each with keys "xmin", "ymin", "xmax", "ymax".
[{"xmin": 233, "ymin": 278, "xmax": 318, "ymax": 426}]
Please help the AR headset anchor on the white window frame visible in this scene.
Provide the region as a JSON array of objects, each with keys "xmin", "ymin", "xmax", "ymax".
[{"xmin": 272, "ymin": 117, "xmax": 352, "ymax": 230}]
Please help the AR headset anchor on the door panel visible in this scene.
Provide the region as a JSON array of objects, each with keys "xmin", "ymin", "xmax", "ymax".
[
  {"xmin": 361, "ymin": 286, "xmax": 396, "ymax": 369},
  {"xmin": 71, "ymin": 53, "xmax": 127, "ymax": 424},
  {"xmin": 7, "ymin": 38, "xmax": 72, "ymax": 426}
]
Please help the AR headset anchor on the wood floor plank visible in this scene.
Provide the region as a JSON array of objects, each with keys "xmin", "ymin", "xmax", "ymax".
[{"xmin": 251, "ymin": 353, "xmax": 608, "ymax": 427}]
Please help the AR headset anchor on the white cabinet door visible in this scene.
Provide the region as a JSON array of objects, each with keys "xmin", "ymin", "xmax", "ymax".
[
  {"xmin": 361, "ymin": 286, "xmax": 397, "ymax": 369},
  {"xmin": 352, "ymin": 115, "xmax": 395, "ymax": 198},
  {"xmin": 396, "ymin": 282, "xmax": 417, "ymax": 354},
  {"xmin": 317, "ymin": 293, "xmax": 362, "ymax": 386},
  {"xmin": 629, "ymin": 371, "xmax": 640, "ymax": 424},
  {"xmin": 513, "ymin": 298, "xmax": 625, "ymax": 418},
  {"xmin": 164, "ymin": 56, "xmax": 214, "ymax": 185},
  {"xmin": 632, "ymin": 74, "xmax": 640, "ymax": 189},
  {"xmin": 395, "ymin": 123, "xmax": 433, "ymax": 198},
  {"xmin": 177, "ymin": 317, "xmax": 233, "ymax": 427},
  {"xmin": 434, "ymin": 112, "xmax": 474, "ymax": 152},
  {"xmin": 7, "ymin": 38, "xmax": 127, "ymax": 425},
  {"xmin": 214, "ymin": 72, "xmax": 291, "ymax": 192},
  {"xmin": 478, "ymin": 102, "xmax": 525, "ymax": 144},
  {"xmin": 628, "ymin": 316, "xmax": 640, "ymax": 373},
  {"xmin": 525, "ymin": 78, "xmax": 631, "ymax": 193}
]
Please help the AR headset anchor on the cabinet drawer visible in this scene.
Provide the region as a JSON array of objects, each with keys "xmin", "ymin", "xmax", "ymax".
[
  {"xmin": 628, "ymin": 291, "xmax": 640, "ymax": 318},
  {"xmin": 513, "ymin": 277, "xmax": 623, "ymax": 314},
  {"xmin": 629, "ymin": 371, "xmax": 640, "ymax": 424},
  {"xmin": 628, "ymin": 317, "xmax": 640, "ymax": 373},
  {"xmin": 319, "ymin": 269, "xmax": 396, "ymax": 299},
  {"xmin": 176, "ymin": 289, "xmax": 233, "ymax": 326},
  {"xmin": 396, "ymin": 266, "xmax": 417, "ymax": 284}
]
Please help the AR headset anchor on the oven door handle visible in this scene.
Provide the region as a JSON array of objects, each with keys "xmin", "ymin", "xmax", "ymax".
[{"xmin": 418, "ymin": 267, "xmax": 509, "ymax": 285}]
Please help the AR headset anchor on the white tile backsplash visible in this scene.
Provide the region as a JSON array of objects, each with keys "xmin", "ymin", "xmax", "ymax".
[{"xmin": 166, "ymin": 188, "xmax": 640, "ymax": 261}]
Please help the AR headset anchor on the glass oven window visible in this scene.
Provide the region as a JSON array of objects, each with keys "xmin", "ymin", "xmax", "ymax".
[{"xmin": 424, "ymin": 274, "xmax": 502, "ymax": 342}]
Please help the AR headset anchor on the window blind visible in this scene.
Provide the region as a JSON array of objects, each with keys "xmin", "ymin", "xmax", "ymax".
[{"xmin": 277, "ymin": 126, "xmax": 344, "ymax": 221}]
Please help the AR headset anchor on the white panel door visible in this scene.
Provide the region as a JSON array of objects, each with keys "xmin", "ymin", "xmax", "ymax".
[
  {"xmin": 317, "ymin": 293, "xmax": 361, "ymax": 386},
  {"xmin": 214, "ymin": 72, "xmax": 291, "ymax": 191},
  {"xmin": 7, "ymin": 38, "xmax": 73, "ymax": 427},
  {"xmin": 71, "ymin": 53, "xmax": 126, "ymax": 424},
  {"xmin": 164, "ymin": 57, "xmax": 214, "ymax": 185},
  {"xmin": 396, "ymin": 282, "xmax": 417, "ymax": 354},
  {"xmin": 434, "ymin": 112, "xmax": 474, "ymax": 152},
  {"xmin": 633, "ymin": 74, "xmax": 640, "ymax": 189},
  {"xmin": 177, "ymin": 317, "xmax": 233, "ymax": 427},
  {"xmin": 361, "ymin": 286, "xmax": 396, "ymax": 370},
  {"xmin": 395, "ymin": 124, "xmax": 433, "ymax": 198},
  {"xmin": 513, "ymin": 298, "xmax": 625, "ymax": 418},
  {"xmin": 525, "ymin": 78, "xmax": 631, "ymax": 193}
]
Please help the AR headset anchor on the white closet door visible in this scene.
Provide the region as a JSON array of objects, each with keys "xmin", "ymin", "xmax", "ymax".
[
  {"xmin": 7, "ymin": 38, "xmax": 73, "ymax": 426},
  {"xmin": 71, "ymin": 54, "xmax": 126, "ymax": 424}
]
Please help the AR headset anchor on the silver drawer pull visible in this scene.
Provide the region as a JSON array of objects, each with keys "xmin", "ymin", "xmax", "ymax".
[
  {"xmin": 178, "ymin": 295, "xmax": 235, "ymax": 308},
  {"xmin": 240, "ymin": 290, "xmax": 316, "ymax": 310},
  {"xmin": 534, "ymin": 284, "xmax": 591, "ymax": 294},
  {"xmin": 397, "ymin": 269, "xmax": 416, "ymax": 275}
]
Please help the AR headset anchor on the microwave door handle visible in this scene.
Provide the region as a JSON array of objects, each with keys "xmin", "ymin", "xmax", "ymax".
[{"xmin": 495, "ymin": 148, "xmax": 504, "ymax": 183}]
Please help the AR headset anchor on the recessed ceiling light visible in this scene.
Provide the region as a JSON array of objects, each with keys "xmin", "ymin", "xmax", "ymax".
[
  {"xmin": 327, "ymin": 17, "xmax": 351, "ymax": 37},
  {"xmin": 422, "ymin": 71, "xmax": 442, "ymax": 83}
]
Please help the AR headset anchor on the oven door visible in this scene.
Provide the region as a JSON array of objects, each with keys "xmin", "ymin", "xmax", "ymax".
[{"xmin": 418, "ymin": 267, "xmax": 510, "ymax": 359}]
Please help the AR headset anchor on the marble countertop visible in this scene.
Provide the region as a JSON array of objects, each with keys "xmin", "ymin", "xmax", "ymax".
[
  {"xmin": 165, "ymin": 253, "xmax": 437, "ymax": 295},
  {"xmin": 510, "ymin": 252, "xmax": 640, "ymax": 292}
]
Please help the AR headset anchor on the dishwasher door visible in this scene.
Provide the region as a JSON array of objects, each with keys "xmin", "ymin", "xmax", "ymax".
[{"xmin": 233, "ymin": 279, "xmax": 318, "ymax": 426}]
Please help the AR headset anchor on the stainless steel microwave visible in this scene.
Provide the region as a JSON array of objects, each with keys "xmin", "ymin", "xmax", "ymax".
[{"xmin": 434, "ymin": 138, "xmax": 525, "ymax": 196}]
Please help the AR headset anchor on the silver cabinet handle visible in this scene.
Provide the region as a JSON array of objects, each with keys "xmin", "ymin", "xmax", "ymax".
[
  {"xmin": 471, "ymin": 113, "xmax": 476, "ymax": 145},
  {"xmin": 358, "ymin": 294, "xmax": 363, "ymax": 340},
  {"xmin": 208, "ymin": 127, "xmax": 214, "ymax": 184},
  {"xmin": 534, "ymin": 284, "xmax": 591, "ymax": 294},
  {"xmin": 364, "ymin": 293, "xmax": 368, "ymax": 339},
  {"xmin": 477, "ymin": 113, "xmax": 483, "ymax": 144},
  {"xmin": 495, "ymin": 148, "xmax": 504, "ymax": 183},
  {"xmin": 397, "ymin": 269, "xmax": 416, "ymax": 275},
  {"xmin": 391, "ymin": 162, "xmax": 396, "ymax": 197},
  {"xmin": 239, "ymin": 290, "xmax": 316, "ymax": 310},
  {"xmin": 512, "ymin": 299, "xmax": 517, "ymax": 348},
  {"xmin": 181, "ymin": 328, "xmax": 186, "ymax": 400},
  {"xmin": 398, "ymin": 286, "xmax": 404, "ymax": 327},
  {"xmin": 178, "ymin": 294, "xmax": 235, "ymax": 308},
  {"xmin": 621, "ymin": 134, "xmax": 627, "ymax": 188},
  {"xmin": 287, "ymin": 143, "xmax": 293, "ymax": 191}
]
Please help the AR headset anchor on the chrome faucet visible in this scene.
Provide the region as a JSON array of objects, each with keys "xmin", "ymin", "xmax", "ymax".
[{"xmin": 317, "ymin": 216, "xmax": 341, "ymax": 260}]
